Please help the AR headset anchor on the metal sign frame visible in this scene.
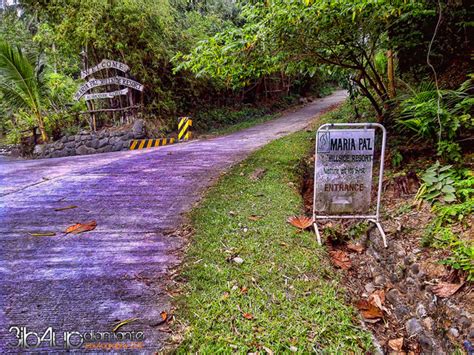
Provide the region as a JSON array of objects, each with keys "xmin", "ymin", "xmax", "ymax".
[{"xmin": 312, "ymin": 122, "xmax": 387, "ymax": 247}]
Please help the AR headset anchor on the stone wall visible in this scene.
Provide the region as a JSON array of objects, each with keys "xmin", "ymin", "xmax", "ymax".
[{"xmin": 33, "ymin": 119, "xmax": 145, "ymax": 159}]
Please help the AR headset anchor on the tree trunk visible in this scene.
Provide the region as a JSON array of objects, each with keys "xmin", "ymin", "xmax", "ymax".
[
  {"xmin": 387, "ymin": 50, "xmax": 396, "ymax": 98},
  {"xmin": 36, "ymin": 112, "xmax": 49, "ymax": 143}
]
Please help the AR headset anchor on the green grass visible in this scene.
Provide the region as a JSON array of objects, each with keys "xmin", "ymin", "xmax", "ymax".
[
  {"xmin": 175, "ymin": 128, "xmax": 373, "ymax": 353},
  {"xmin": 204, "ymin": 113, "xmax": 279, "ymax": 136}
]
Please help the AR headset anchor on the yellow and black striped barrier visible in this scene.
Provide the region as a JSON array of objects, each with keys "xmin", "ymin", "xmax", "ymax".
[
  {"xmin": 129, "ymin": 117, "xmax": 192, "ymax": 150},
  {"xmin": 178, "ymin": 116, "xmax": 192, "ymax": 141},
  {"xmin": 130, "ymin": 137, "xmax": 176, "ymax": 150}
]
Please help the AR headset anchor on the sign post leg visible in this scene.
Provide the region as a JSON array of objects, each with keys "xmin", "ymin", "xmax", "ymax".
[
  {"xmin": 368, "ymin": 219, "xmax": 388, "ymax": 248},
  {"xmin": 313, "ymin": 222, "xmax": 322, "ymax": 246}
]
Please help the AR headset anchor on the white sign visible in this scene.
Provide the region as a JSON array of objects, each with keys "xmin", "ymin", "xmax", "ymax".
[
  {"xmin": 314, "ymin": 128, "xmax": 375, "ymax": 214},
  {"xmin": 84, "ymin": 88, "xmax": 129, "ymax": 101},
  {"xmin": 74, "ymin": 76, "xmax": 144, "ymax": 101},
  {"xmin": 80, "ymin": 59, "xmax": 130, "ymax": 79}
]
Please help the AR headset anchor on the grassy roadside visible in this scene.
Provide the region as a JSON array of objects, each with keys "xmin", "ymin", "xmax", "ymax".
[
  {"xmin": 201, "ymin": 113, "xmax": 280, "ymax": 137},
  {"xmin": 174, "ymin": 103, "xmax": 373, "ymax": 353}
]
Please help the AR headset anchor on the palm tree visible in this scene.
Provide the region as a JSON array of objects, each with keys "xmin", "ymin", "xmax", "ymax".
[{"xmin": 0, "ymin": 40, "xmax": 49, "ymax": 142}]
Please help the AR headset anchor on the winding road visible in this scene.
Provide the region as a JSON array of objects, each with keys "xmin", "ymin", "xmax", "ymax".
[{"xmin": 0, "ymin": 91, "xmax": 346, "ymax": 351}]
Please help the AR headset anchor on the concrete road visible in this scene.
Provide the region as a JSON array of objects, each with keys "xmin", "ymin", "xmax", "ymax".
[{"xmin": 0, "ymin": 91, "xmax": 346, "ymax": 352}]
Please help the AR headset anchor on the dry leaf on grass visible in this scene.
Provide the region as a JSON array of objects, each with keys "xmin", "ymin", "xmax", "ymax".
[
  {"xmin": 249, "ymin": 168, "xmax": 266, "ymax": 180},
  {"xmin": 355, "ymin": 300, "xmax": 383, "ymax": 320},
  {"xmin": 65, "ymin": 220, "xmax": 97, "ymax": 234},
  {"xmin": 388, "ymin": 337, "xmax": 404, "ymax": 351},
  {"xmin": 248, "ymin": 215, "xmax": 263, "ymax": 221},
  {"xmin": 240, "ymin": 286, "xmax": 248, "ymax": 294},
  {"xmin": 160, "ymin": 311, "xmax": 168, "ymax": 321},
  {"xmin": 242, "ymin": 313, "xmax": 253, "ymax": 320},
  {"xmin": 432, "ymin": 282, "xmax": 464, "ymax": 298},
  {"xmin": 329, "ymin": 250, "xmax": 351, "ymax": 270},
  {"xmin": 287, "ymin": 216, "xmax": 313, "ymax": 230},
  {"xmin": 54, "ymin": 205, "xmax": 77, "ymax": 211},
  {"xmin": 347, "ymin": 242, "xmax": 365, "ymax": 253}
]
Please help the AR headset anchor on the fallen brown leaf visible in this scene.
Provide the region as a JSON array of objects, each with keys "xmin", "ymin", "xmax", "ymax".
[
  {"xmin": 355, "ymin": 300, "xmax": 383, "ymax": 320},
  {"xmin": 249, "ymin": 168, "xmax": 266, "ymax": 180},
  {"xmin": 248, "ymin": 215, "xmax": 263, "ymax": 221},
  {"xmin": 388, "ymin": 337, "xmax": 404, "ymax": 351},
  {"xmin": 368, "ymin": 289, "xmax": 385, "ymax": 310},
  {"xmin": 432, "ymin": 282, "xmax": 464, "ymax": 298},
  {"xmin": 65, "ymin": 220, "xmax": 97, "ymax": 234},
  {"xmin": 347, "ymin": 242, "xmax": 365, "ymax": 253},
  {"xmin": 160, "ymin": 311, "xmax": 168, "ymax": 321},
  {"xmin": 54, "ymin": 205, "xmax": 77, "ymax": 211},
  {"xmin": 242, "ymin": 313, "xmax": 253, "ymax": 320},
  {"xmin": 112, "ymin": 318, "xmax": 138, "ymax": 332},
  {"xmin": 240, "ymin": 286, "xmax": 248, "ymax": 294},
  {"xmin": 29, "ymin": 232, "xmax": 56, "ymax": 237},
  {"xmin": 287, "ymin": 216, "xmax": 313, "ymax": 230},
  {"xmin": 329, "ymin": 250, "xmax": 351, "ymax": 270}
]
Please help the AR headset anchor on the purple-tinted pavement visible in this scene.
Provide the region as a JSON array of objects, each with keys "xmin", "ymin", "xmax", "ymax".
[{"xmin": 0, "ymin": 91, "xmax": 346, "ymax": 352}]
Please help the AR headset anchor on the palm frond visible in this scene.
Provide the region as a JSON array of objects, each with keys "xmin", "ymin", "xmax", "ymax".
[
  {"xmin": 0, "ymin": 40, "xmax": 41, "ymax": 113},
  {"xmin": 0, "ymin": 82, "xmax": 31, "ymax": 110}
]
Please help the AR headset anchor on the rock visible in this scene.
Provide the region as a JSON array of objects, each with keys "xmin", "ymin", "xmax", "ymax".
[
  {"xmin": 457, "ymin": 316, "xmax": 472, "ymax": 329},
  {"xmin": 289, "ymin": 346, "xmax": 298, "ymax": 352},
  {"xmin": 469, "ymin": 329, "xmax": 474, "ymax": 339},
  {"xmin": 68, "ymin": 136, "xmax": 75, "ymax": 142},
  {"xmin": 449, "ymin": 327, "xmax": 460, "ymax": 338},
  {"xmin": 90, "ymin": 138, "xmax": 100, "ymax": 149},
  {"xmin": 405, "ymin": 318, "xmax": 423, "ymax": 336},
  {"xmin": 406, "ymin": 318, "xmax": 423, "ymax": 336},
  {"xmin": 387, "ymin": 289, "xmax": 402, "ymax": 305},
  {"xmin": 112, "ymin": 142, "xmax": 123, "ymax": 151},
  {"xmin": 232, "ymin": 257, "xmax": 244, "ymax": 264},
  {"xmin": 418, "ymin": 333, "xmax": 434, "ymax": 351},
  {"xmin": 98, "ymin": 137, "xmax": 109, "ymax": 148},
  {"xmin": 364, "ymin": 282, "xmax": 376, "ymax": 294},
  {"xmin": 53, "ymin": 141, "xmax": 64, "ymax": 150},
  {"xmin": 396, "ymin": 250, "xmax": 407, "ymax": 257},
  {"xmin": 132, "ymin": 119, "xmax": 145, "ymax": 138},
  {"xmin": 410, "ymin": 263, "xmax": 420, "ymax": 274},
  {"xmin": 416, "ymin": 303, "xmax": 427, "ymax": 318},
  {"xmin": 422, "ymin": 317, "xmax": 434, "ymax": 331},
  {"xmin": 395, "ymin": 305, "xmax": 411, "ymax": 320},
  {"xmin": 33, "ymin": 144, "xmax": 47, "ymax": 156},
  {"xmin": 122, "ymin": 141, "xmax": 130, "ymax": 149},
  {"xmin": 60, "ymin": 136, "xmax": 68, "ymax": 143},
  {"xmin": 366, "ymin": 246, "xmax": 381, "ymax": 261},
  {"xmin": 374, "ymin": 275, "xmax": 386, "ymax": 286},
  {"xmin": 75, "ymin": 145, "xmax": 95, "ymax": 156},
  {"xmin": 404, "ymin": 255, "xmax": 416, "ymax": 266},
  {"xmin": 65, "ymin": 142, "xmax": 75, "ymax": 149}
]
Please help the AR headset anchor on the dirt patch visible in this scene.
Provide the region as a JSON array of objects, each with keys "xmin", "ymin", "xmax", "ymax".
[{"xmin": 300, "ymin": 156, "xmax": 473, "ymax": 353}]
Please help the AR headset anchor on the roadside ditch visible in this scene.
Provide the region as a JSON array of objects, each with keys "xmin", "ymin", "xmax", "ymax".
[{"xmin": 299, "ymin": 151, "xmax": 473, "ymax": 353}]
